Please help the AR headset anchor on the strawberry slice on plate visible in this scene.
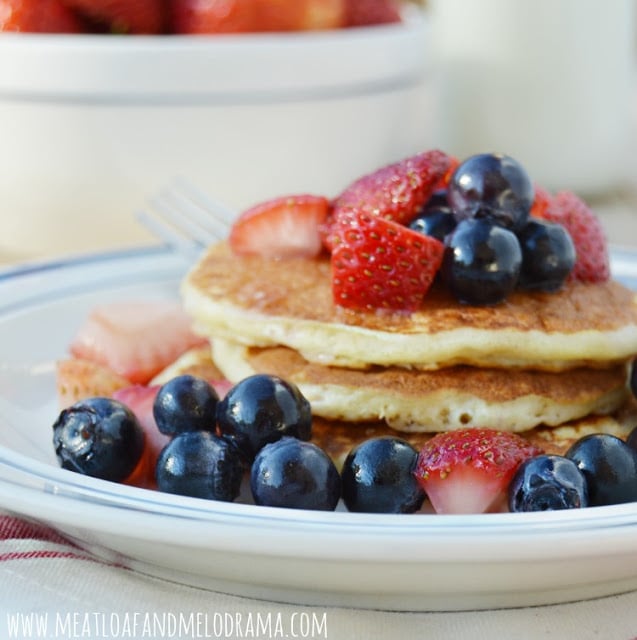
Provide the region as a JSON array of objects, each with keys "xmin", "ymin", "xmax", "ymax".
[
  {"xmin": 414, "ymin": 428, "xmax": 542, "ymax": 514},
  {"xmin": 0, "ymin": 0, "xmax": 84, "ymax": 32},
  {"xmin": 229, "ymin": 194, "xmax": 330, "ymax": 259},
  {"xmin": 69, "ymin": 300, "xmax": 206, "ymax": 385},
  {"xmin": 61, "ymin": 0, "xmax": 165, "ymax": 33},
  {"xmin": 331, "ymin": 212, "xmax": 444, "ymax": 312}
]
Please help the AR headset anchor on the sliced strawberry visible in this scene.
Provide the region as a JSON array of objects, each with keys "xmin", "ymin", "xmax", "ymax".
[
  {"xmin": 62, "ymin": 0, "xmax": 164, "ymax": 34},
  {"xmin": 414, "ymin": 428, "xmax": 542, "ymax": 514},
  {"xmin": 69, "ymin": 300, "xmax": 206, "ymax": 385},
  {"xmin": 323, "ymin": 149, "xmax": 455, "ymax": 251},
  {"xmin": 255, "ymin": 0, "xmax": 345, "ymax": 30},
  {"xmin": 331, "ymin": 212, "xmax": 444, "ymax": 312},
  {"xmin": 0, "ymin": 0, "xmax": 84, "ymax": 32},
  {"xmin": 56, "ymin": 358, "xmax": 131, "ymax": 408},
  {"xmin": 344, "ymin": 0, "xmax": 401, "ymax": 27},
  {"xmin": 171, "ymin": 0, "xmax": 258, "ymax": 33},
  {"xmin": 534, "ymin": 190, "xmax": 610, "ymax": 283},
  {"xmin": 229, "ymin": 194, "xmax": 331, "ymax": 259}
]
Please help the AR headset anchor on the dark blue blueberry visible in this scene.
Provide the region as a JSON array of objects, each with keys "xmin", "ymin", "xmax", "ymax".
[
  {"xmin": 341, "ymin": 437, "xmax": 425, "ymax": 513},
  {"xmin": 517, "ymin": 219, "xmax": 576, "ymax": 292},
  {"xmin": 153, "ymin": 374, "xmax": 219, "ymax": 436},
  {"xmin": 448, "ymin": 153, "xmax": 534, "ymax": 230},
  {"xmin": 156, "ymin": 430, "xmax": 244, "ymax": 501},
  {"xmin": 216, "ymin": 374, "xmax": 312, "ymax": 460},
  {"xmin": 442, "ymin": 218, "xmax": 522, "ymax": 305},
  {"xmin": 565, "ymin": 434, "xmax": 637, "ymax": 506},
  {"xmin": 508, "ymin": 454, "xmax": 588, "ymax": 512},
  {"xmin": 250, "ymin": 437, "xmax": 341, "ymax": 510},
  {"xmin": 52, "ymin": 397, "xmax": 144, "ymax": 482},
  {"xmin": 409, "ymin": 206, "xmax": 458, "ymax": 242}
]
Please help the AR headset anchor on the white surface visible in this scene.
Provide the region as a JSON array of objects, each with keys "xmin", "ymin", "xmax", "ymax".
[
  {"xmin": 1, "ymin": 247, "xmax": 637, "ymax": 611},
  {"xmin": 0, "ymin": 9, "xmax": 435, "ymax": 261}
]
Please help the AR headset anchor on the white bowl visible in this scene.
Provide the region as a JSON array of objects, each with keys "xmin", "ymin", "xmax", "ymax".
[{"xmin": 0, "ymin": 8, "xmax": 433, "ymax": 260}]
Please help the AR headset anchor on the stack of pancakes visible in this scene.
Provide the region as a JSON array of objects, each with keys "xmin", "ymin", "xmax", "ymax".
[{"xmin": 181, "ymin": 242, "xmax": 637, "ymax": 463}]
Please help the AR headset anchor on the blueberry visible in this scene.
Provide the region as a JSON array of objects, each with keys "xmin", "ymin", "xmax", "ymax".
[
  {"xmin": 517, "ymin": 219, "xmax": 576, "ymax": 291},
  {"xmin": 52, "ymin": 397, "xmax": 144, "ymax": 482},
  {"xmin": 448, "ymin": 153, "xmax": 534, "ymax": 230},
  {"xmin": 341, "ymin": 437, "xmax": 425, "ymax": 513},
  {"xmin": 508, "ymin": 455, "xmax": 588, "ymax": 512},
  {"xmin": 153, "ymin": 374, "xmax": 219, "ymax": 436},
  {"xmin": 250, "ymin": 437, "xmax": 341, "ymax": 510},
  {"xmin": 156, "ymin": 430, "xmax": 244, "ymax": 501},
  {"xmin": 410, "ymin": 206, "xmax": 458, "ymax": 242},
  {"xmin": 565, "ymin": 434, "xmax": 637, "ymax": 506},
  {"xmin": 442, "ymin": 218, "xmax": 522, "ymax": 305},
  {"xmin": 216, "ymin": 374, "xmax": 312, "ymax": 460}
]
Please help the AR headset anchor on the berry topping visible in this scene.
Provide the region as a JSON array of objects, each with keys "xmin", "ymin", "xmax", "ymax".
[
  {"xmin": 156, "ymin": 431, "xmax": 244, "ymax": 502},
  {"xmin": 447, "ymin": 153, "xmax": 534, "ymax": 231},
  {"xmin": 344, "ymin": 0, "xmax": 401, "ymax": 27},
  {"xmin": 331, "ymin": 212, "xmax": 444, "ymax": 312},
  {"xmin": 441, "ymin": 218, "xmax": 522, "ymax": 305},
  {"xmin": 52, "ymin": 397, "xmax": 144, "ymax": 482},
  {"xmin": 414, "ymin": 428, "xmax": 541, "ymax": 514},
  {"xmin": 216, "ymin": 374, "xmax": 312, "ymax": 460},
  {"xmin": 69, "ymin": 300, "xmax": 206, "ymax": 385},
  {"xmin": 533, "ymin": 190, "xmax": 610, "ymax": 283},
  {"xmin": 229, "ymin": 194, "xmax": 330, "ymax": 259},
  {"xmin": 323, "ymin": 149, "xmax": 455, "ymax": 250},
  {"xmin": 565, "ymin": 434, "xmax": 637, "ymax": 506},
  {"xmin": 341, "ymin": 437, "xmax": 425, "ymax": 513},
  {"xmin": 0, "ymin": 0, "xmax": 83, "ymax": 32},
  {"xmin": 508, "ymin": 454, "xmax": 588, "ymax": 512},
  {"xmin": 409, "ymin": 189, "xmax": 458, "ymax": 242},
  {"xmin": 62, "ymin": 0, "xmax": 165, "ymax": 33},
  {"xmin": 153, "ymin": 374, "xmax": 219, "ymax": 436},
  {"xmin": 517, "ymin": 219, "xmax": 576, "ymax": 292},
  {"xmin": 251, "ymin": 437, "xmax": 341, "ymax": 511}
]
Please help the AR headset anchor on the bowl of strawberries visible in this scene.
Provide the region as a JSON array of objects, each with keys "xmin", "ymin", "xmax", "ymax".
[{"xmin": 0, "ymin": 0, "xmax": 433, "ymax": 262}]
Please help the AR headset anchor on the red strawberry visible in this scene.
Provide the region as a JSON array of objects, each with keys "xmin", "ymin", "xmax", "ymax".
[
  {"xmin": 229, "ymin": 194, "xmax": 331, "ymax": 259},
  {"xmin": 62, "ymin": 0, "xmax": 164, "ymax": 34},
  {"xmin": 56, "ymin": 358, "xmax": 130, "ymax": 408},
  {"xmin": 414, "ymin": 428, "xmax": 542, "ymax": 514},
  {"xmin": 171, "ymin": 0, "xmax": 259, "ymax": 33},
  {"xmin": 323, "ymin": 149, "xmax": 455, "ymax": 251},
  {"xmin": 534, "ymin": 190, "xmax": 610, "ymax": 283},
  {"xmin": 0, "ymin": 0, "xmax": 84, "ymax": 32},
  {"xmin": 69, "ymin": 300, "xmax": 206, "ymax": 385},
  {"xmin": 529, "ymin": 184, "xmax": 552, "ymax": 219},
  {"xmin": 331, "ymin": 211, "xmax": 444, "ymax": 311},
  {"xmin": 344, "ymin": 0, "xmax": 401, "ymax": 27},
  {"xmin": 255, "ymin": 0, "xmax": 345, "ymax": 31}
]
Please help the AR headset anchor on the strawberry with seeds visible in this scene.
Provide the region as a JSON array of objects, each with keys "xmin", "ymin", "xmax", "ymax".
[
  {"xmin": 533, "ymin": 190, "xmax": 610, "ymax": 283},
  {"xmin": 0, "ymin": 0, "xmax": 83, "ymax": 32},
  {"xmin": 323, "ymin": 149, "xmax": 455, "ymax": 251},
  {"xmin": 414, "ymin": 428, "xmax": 542, "ymax": 514},
  {"xmin": 69, "ymin": 300, "xmax": 206, "ymax": 385},
  {"xmin": 229, "ymin": 194, "xmax": 330, "ymax": 259},
  {"xmin": 331, "ymin": 212, "xmax": 444, "ymax": 312}
]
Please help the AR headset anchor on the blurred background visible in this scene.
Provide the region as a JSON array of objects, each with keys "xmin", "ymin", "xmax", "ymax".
[{"xmin": 0, "ymin": 0, "xmax": 634, "ymax": 264}]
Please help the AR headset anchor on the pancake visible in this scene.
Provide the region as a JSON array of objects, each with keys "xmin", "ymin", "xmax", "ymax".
[
  {"xmin": 311, "ymin": 400, "xmax": 637, "ymax": 471},
  {"xmin": 182, "ymin": 242, "xmax": 637, "ymax": 371},
  {"xmin": 150, "ymin": 345, "xmax": 225, "ymax": 385},
  {"xmin": 211, "ymin": 338, "xmax": 630, "ymax": 433}
]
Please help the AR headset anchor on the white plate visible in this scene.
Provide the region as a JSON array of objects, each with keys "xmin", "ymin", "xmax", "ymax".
[{"xmin": 2, "ymin": 246, "xmax": 637, "ymax": 612}]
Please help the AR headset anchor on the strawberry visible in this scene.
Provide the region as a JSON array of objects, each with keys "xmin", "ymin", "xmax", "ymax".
[
  {"xmin": 229, "ymin": 194, "xmax": 331, "ymax": 259},
  {"xmin": 69, "ymin": 300, "xmax": 206, "ymax": 385},
  {"xmin": 0, "ymin": 0, "xmax": 84, "ymax": 32},
  {"xmin": 61, "ymin": 0, "xmax": 164, "ymax": 34},
  {"xmin": 171, "ymin": 0, "xmax": 259, "ymax": 34},
  {"xmin": 533, "ymin": 190, "xmax": 610, "ymax": 283},
  {"xmin": 56, "ymin": 359, "xmax": 130, "ymax": 408},
  {"xmin": 255, "ymin": 0, "xmax": 345, "ymax": 31},
  {"xmin": 323, "ymin": 149, "xmax": 455, "ymax": 251},
  {"xmin": 344, "ymin": 0, "xmax": 401, "ymax": 27},
  {"xmin": 529, "ymin": 184, "xmax": 552, "ymax": 219},
  {"xmin": 331, "ymin": 211, "xmax": 444, "ymax": 311},
  {"xmin": 414, "ymin": 428, "xmax": 542, "ymax": 514}
]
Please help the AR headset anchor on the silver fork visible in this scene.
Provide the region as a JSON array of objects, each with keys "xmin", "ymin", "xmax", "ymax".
[{"xmin": 136, "ymin": 177, "xmax": 236, "ymax": 256}]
